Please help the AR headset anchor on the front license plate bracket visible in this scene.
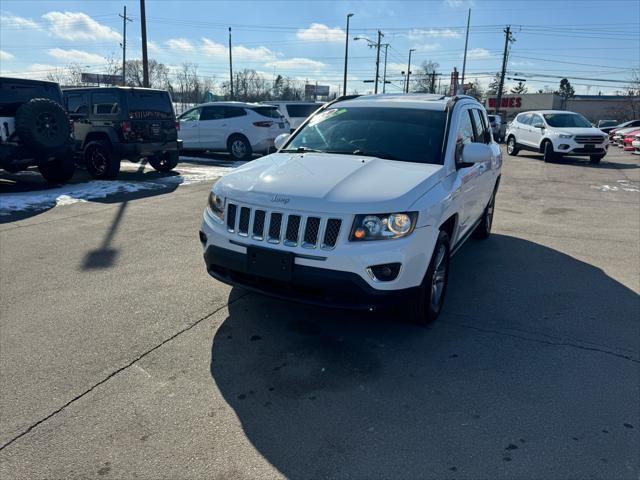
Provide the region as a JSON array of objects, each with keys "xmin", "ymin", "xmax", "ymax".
[{"xmin": 247, "ymin": 246, "xmax": 293, "ymax": 281}]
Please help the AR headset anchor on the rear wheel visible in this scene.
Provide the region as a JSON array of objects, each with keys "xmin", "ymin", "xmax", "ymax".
[
  {"xmin": 227, "ymin": 135, "xmax": 252, "ymax": 160},
  {"xmin": 507, "ymin": 136, "xmax": 519, "ymax": 156},
  {"xmin": 84, "ymin": 140, "xmax": 120, "ymax": 179},
  {"xmin": 590, "ymin": 155, "xmax": 604, "ymax": 164},
  {"xmin": 407, "ymin": 230, "xmax": 450, "ymax": 324},
  {"xmin": 543, "ymin": 140, "xmax": 557, "ymax": 163},
  {"xmin": 38, "ymin": 154, "xmax": 75, "ymax": 184},
  {"xmin": 149, "ymin": 151, "xmax": 179, "ymax": 172}
]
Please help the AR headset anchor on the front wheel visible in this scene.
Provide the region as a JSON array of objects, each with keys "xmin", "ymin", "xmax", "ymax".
[
  {"xmin": 38, "ymin": 154, "xmax": 76, "ymax": 184},
  {"xmin": 149, "ymin": 151, "xmax": 179, "ymax": 172},
  {"xmin": 543, "ymin": 141, "xmax": 557, "ymax": 163},
  {"xmin": 590, "ymin": 155, "xmax": 604, "ymax": 164},
  {"xmin": 507, "ymin": 137, "xmax": 519, "ymax": 156},
  {"xmin": 407, "ymin": 230, "xmax": 450, "ymax": 324}
]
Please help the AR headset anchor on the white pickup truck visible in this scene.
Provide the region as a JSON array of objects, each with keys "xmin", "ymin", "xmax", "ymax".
[{"xmin": 200, "ymin": 94, "xmax": 502, "ymax": 323}]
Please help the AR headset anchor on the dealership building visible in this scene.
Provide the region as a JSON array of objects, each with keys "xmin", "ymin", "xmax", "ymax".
[{"xmin": 485, "ymin": 93, "xmax": 639, "ymax": 123}]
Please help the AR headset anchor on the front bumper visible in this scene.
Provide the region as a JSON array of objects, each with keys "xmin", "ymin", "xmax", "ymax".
[
  {"xmin": 552, "ymin": 138, "xmax": 607, "ymax": 156},
  {"xmin": 203, "ymin": 244, "xmax": 418, "ymax": 310}
]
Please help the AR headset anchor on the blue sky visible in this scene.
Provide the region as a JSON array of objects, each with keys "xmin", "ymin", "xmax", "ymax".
[{"xmin": 1, "ymin": 0, "xmax": 638, "ymax": 95}]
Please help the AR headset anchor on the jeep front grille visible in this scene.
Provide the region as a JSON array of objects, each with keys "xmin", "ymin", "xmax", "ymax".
[
  {"xmin": 575, "ymin": 135, "xmax": 605, "ymax": 144},
  {"xmin": 225, "ymin": 202, "xmax": 342, "ymax": 250}
]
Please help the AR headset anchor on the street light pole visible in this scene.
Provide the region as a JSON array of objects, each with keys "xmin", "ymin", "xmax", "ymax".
[
  {"xmin": 405, "ymin": 48, "xmax": 415, "ymax": 93},
  {"xmin": 342, "ymin": 13, "xmax": 354, "ymax": 96}
]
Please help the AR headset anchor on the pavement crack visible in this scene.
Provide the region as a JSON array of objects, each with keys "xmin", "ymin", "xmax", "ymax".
[
  {"xmin": 0, "ymin": 292, "xmax": 248, "ymax": 452},
  {"xmin": 441, "ymin": 318, "xmax": 639, "ymax": 364}
]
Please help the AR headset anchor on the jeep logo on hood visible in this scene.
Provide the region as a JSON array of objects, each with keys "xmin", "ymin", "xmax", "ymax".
[{"xmin": 271, "ymin": 194, "xmax": 290, "ymax": 205}]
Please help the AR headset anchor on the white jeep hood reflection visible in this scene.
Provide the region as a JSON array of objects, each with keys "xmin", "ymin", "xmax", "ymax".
[{"xmin": 216, "ymin": 152, "xmax": 443, "ymax": 213}]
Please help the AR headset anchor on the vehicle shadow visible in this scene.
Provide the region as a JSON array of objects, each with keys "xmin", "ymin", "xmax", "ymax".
[
  {"xmin": 210, "ymin": 234, "xmax": 639, "ymax": 479},
  {"xmin": 516, "ymin": 152, "xmax": 639, "ymax": 169}
]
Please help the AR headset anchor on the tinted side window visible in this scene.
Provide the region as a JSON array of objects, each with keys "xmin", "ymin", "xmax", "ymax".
[
  {"xmin": 200, "ymin": 106, "xmax": 225, "ymax": 121},
  {"xmin": 518, "ymin": 113, "xmax": 533, "ymax": 125},
  {"xmin": 225, "ymin": 107, "xmax": 247, "ymax": 118},
  {"xmin": 456, "ymin": 110, "xmax": 475, "ymax": 161},
  {"xmin": 251, "ymin": 106, "xmax": 282, "ymax": 119},
  {"xmin": 92, "ymin": 92, "xmax": 120, "ymax": 115},
  {"xmin": 180, "ymin": 108, "xmax": 201, "ymax": 121},
  {"xmin": 286, "ymin": 104, "xmax": 320, "ymax": 118},
  {"xmin": 66, "ymin": 93, "xmax": 89, "ymax": 115},
  {"xmin": 471, "ymin": 109, "xmax": 489, "ymax": 143}
]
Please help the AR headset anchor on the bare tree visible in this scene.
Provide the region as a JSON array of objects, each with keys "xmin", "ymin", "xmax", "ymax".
[{"xmin": 412, "ymin": 61, "xmax": 439, "ymax": 93}]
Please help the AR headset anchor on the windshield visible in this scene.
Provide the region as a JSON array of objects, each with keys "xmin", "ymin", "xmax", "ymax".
[
  {"xmin": 284, "ymin": 106, "xmax": 447, "ymax": 165},
  {"xmin": 543, "ymin": 113, "xmax": 591, "ymax": 128},
  {"xmin": 126, "ymin": 91, "xmax": 174, "ymax": 119}
]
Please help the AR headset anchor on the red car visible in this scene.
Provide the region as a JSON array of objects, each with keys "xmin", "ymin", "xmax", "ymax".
[{"xmin": 622, "ymin": 129, "xmax": 640, "ymax": 151}]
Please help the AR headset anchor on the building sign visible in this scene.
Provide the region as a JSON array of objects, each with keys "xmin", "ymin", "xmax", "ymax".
[
  {"xmin": 487, "ymin": 96, "xmax": 522, "ymax": 108},
  {"xmin": 81, "ymin": 73, "xmax": 123, "ymax": 85},
  {"xmin": 305, "ymin": 84, "xmax": 330, "ymax": 97}
]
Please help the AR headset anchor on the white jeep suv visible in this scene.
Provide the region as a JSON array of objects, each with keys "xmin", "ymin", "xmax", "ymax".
[
  {"xmin": 505, "ymin": 110, "xmax": 608, "ymax": 164},
  {"xmin": 200, "ymin": 94, "xmax": 502, "ymax": 323}
]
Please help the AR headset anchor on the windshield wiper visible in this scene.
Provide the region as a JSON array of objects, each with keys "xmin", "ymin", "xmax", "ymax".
[
  {"xmin": 350, "ymin": 149, "xmax": 400, "ymax": 161},
  {"xmin": 281, "ymin": 146, "xmax": 325, "ymax": 153}
]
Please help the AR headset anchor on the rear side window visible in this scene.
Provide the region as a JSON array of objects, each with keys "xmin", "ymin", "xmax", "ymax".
[
  {"xmin": 180, "ymin": 108, "xmax": 200, "ymax": 121},
  {"xmin": 200, "ymin": 106, "xmax": 225, "ymax": 121},
  {"xmin": 0, "ymin": 81, "xmax": 62, "ymax": 115},
  {"xmin": 250, "ymin": 106, "xmax": 282, "ymax": 119},
  {"xmin": 66, "ymin": 93, "xmax": 89, "ymax": 115},
  {"xmin": 92, "ymin": 92, "xmax": 120, "ymax": 115},
  {"xmin": 225, "ymin": 107, "xmax": 247, "ymax": 118},
  {"xmin": 126, "ymin": 91, "xmax": 173, "ymax": 119},
  {"xmin": 286, "ymin": 104, "xmax": 320, "ymax": 118}
]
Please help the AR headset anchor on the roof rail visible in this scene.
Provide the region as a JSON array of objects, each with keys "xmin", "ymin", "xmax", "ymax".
[{"xmin": 446, "ymin": 94, "xmax": 478, "ymax": 109}]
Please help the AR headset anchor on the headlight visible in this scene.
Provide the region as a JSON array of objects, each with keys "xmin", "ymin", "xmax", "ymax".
[
  {"xmin": 350, "ymin": 212, "xmax": 418, "ymax": 241},
  {"xmin": 207, "ymin": 191, "xmax": 225, "ymax": 221},
  {"xmin": 558, "ymin": 133, "xmax": 573, "ymax": 139}
]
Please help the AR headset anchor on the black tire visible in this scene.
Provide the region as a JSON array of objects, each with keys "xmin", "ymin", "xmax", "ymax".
[
  {"xmin": 506, "ymin": 136, "xmax": 519, "ymax": 156},
  {"xmin": 227, "ymin": 135, "xmax": 252, "ymax": 160},
  {"xmin": 38, "ymin": 154, "xmax": 75, "ymax": 184},
  {"xmin": 590, "ymin": 155, "xmax": 603, "ymax": 164},
  {"xmin": 149, "ymin": 151, "xmax": 179, "ymax": 172},
  {"xmin": 407, "ymin": 230, "xmax": 451, "ymax": 325},
  {"xmin": 15, "ymin": 98, "xmax": 70, "ymax": 152},
  {"xmin": 84, "ymin": 140, "xmax": 120, "ymax": 179},
  {"xmin": 543, "ymin": 140, "xmax": 556, "ymax": 163},
  {"xmin": 473, "ymin": 187, "xmax": 497, "ymax": 239}
]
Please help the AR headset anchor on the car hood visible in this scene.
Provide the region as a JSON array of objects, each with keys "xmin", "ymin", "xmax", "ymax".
[
  {"xmin": 215, "ymin": 152, "xmax": 444, "ymax": 214},
  {"xmin": 550, "ymin": 127, "xmax": 607, "ymax": 136}
]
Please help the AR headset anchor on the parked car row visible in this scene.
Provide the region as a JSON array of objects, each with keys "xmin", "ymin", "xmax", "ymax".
[{"xmin": 607, "ymin": 122, "xmax": 640, "ymax": 155}]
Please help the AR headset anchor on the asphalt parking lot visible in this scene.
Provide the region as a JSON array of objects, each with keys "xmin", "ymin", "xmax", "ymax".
[{"xmin": 0, "ymin": 147, "xmax": 638, "ymax": 479}]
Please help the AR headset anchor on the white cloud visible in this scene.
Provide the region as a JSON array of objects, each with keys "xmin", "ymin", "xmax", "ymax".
[
  {"xmin": 0, "ymin": 50, "xmax": 15, "ymax": 61},
  {"xmin": 201, "ymin": 38, "xmax": 276, "ymax": 62},
  {"xmin": 47, "ymin": 48, "xmax": 106, "ymax": 65},
  {"xmin": 0, "ymin": 14, "xmax": 41, "ymax": 29},
  {"xmin": 148, "ymin": 40, "xmax": 160, "ymax": 53},
  {"xmin": 466, "ymin": 48, "xmax": 492, "ymax": 60},
  {"xmin": 42, "ymin": 11, "xmax": 122, "ymax": 42},
  {"xmin": 165, "ymin": 38, "xmax": 195, "ymax": 52},
  {"xmin": 416, "ymin": 43, "xmax": 441, "ymax": 52},
  {"xmin": 408, "ymin": 28, "xmax": 460, "ymax": 39},
  {"xmin": 296, "ymin": 23, "xmax": 345, "ymax": 42},
  {"xmin": 510, "ymin": 59, "xmax": 534, "ymax": 67},
  {"xmin": 265, "ymin": 58, "xmax": 326, "ymax": 71},
  {"xmin": 445, "ymin": 0, "xmax": 475, "ymax": 7}
]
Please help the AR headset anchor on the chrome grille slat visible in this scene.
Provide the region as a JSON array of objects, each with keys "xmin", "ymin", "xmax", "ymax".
[
  {"xmin": 575, "ymin": 135, "xmax": 605, "ymax": 144},
  {"xmin": 252, "ymin": 210, "xmax": 266, "ymax": 239},
  {"xmin": 322, "ymin": 218, "xmax": 342, "ymax": 249},
  {"xmin": 284, "ymin": 215, "xmax": 301, "ymax": 246},
  {"xmin": 302, "ymin": 217, "xmax": 321, "ymax": 248},
  {"xmin": 268, "ymin": 212, "xmax": 283, "ymax": 243},
  {"xmin": 226, "ymin": 203, "xmax": 237, "ymax": 232},
  {"xmin": 238, "ymin": 207, "xmax": 250, "ymax": 236}
]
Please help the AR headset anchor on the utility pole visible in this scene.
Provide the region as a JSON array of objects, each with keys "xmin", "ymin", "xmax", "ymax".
[
  {"xmin": 228, "ymin": 27, "xmax": 234, "ymax": 100},
  {"xmin": 460, "ymin": 8, "xmax": 471, "ymax": 90},
  {"xmin": 374, "ymin": 30, "xmax": 383, "ymax": 94},
  {"xmin": 139, "ymin": 0, "xmax": 149, "ymax": 87},
  {"xmin": 314, "ymin": 80, "xmax": 318, "ymax": 102},
  {"xmin": 495, "ymin": 25, "xmax": 515, "ymax": 114},
  {"xmin": 382, "ymin": 43, "xmax": 389, "ymax": 93},
  {"xmin": 343, "ymin": 13, "xmax": 354, "ymax": 96},
  {"xmin": 405, "ymin": 48, "xmax": 415, "ymax": 93},
  {"xmin": 119, "ymin": 6, "xmax": 132, "ymax": 86}
]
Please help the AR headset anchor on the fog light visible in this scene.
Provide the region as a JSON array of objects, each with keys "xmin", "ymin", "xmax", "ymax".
[
  {"xmin": 559, "ymin": 144, "xmax": 570, "ymax": 150},
  {"xmin": 367, "ymin": 263, "xmax": 402, "ymax": 282},
  {"xmin": 199, "ymin": 231, "xmax": 207, "ymax": 244}
]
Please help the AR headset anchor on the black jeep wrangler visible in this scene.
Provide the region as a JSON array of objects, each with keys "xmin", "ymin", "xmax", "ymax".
[
  {"xmin": 63, "ymin": 87, "xmax": 182, "ymax": 179},
  {"xmin": 0, "ymin": 77, "xmax": 75, "ymax": 184}
]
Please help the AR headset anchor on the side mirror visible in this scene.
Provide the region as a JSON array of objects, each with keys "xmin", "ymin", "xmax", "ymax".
[
  {"xmin": 274, "ymin": 133, "xmax": 290, "ymax": 150},
  {"xmin": 459, "ymin": 142, "xmax": 492, "ymax": 167},
  {"xmin": 533, "ymin": 122, "xmax": 545, "ymax": 129}
]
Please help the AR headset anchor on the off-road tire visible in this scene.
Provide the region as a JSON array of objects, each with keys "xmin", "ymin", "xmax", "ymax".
[
  {"xmin": 38, "ymin": 154, "xmax": 76, "ymax": 184},
  {"xmin": 507, "ymin": 136, "xmax": 519, "ymax": 156},
  {"xmin": 227, "ymin": 135, "xmax": 252, "ymax": 160},
  {"xmin": 15, "ymin": 98, "xmax": 70, "ymax": 152},
  {"xmin": 84, "ymin": 140, "xmax": 120, "ymax": 179},
  {"xmin": 406, "ymin": 230, "xmax": 451, "ymax": 325},
  {"xmin": 149, "ymin": 151, "xmax": 179, "ymax": 172}
]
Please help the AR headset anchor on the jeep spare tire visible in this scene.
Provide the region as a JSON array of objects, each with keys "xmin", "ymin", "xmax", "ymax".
[{"xmin": 15, "ymin": 98, "xmax": 70, "ymax": 152}]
